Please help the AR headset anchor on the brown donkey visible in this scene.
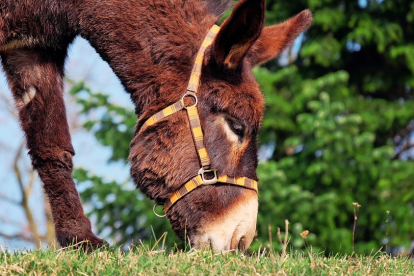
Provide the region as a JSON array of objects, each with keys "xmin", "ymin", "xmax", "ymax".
[{"xmin": 0, "ymin": 0, "xmax": 312, "ymax": 251}]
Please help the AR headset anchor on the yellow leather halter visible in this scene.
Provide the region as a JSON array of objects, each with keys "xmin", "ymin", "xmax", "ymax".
[{"xmin": 139, "ymin": 25, "xmax": 258, "ymax": 215}]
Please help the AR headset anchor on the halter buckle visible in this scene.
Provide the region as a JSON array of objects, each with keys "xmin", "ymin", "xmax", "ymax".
[
  {"xmin": 182, "ymin": 91, "xmax": 198, "ymax": 109},
  {"xmin": 198, "ymin": 168, "xmax": 218, "ymax": 185}
]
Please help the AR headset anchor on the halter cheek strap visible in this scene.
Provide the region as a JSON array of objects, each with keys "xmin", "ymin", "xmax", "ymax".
[{"xmin": 139, "ymin": 25, "xmax": 258, "ymax": 215}]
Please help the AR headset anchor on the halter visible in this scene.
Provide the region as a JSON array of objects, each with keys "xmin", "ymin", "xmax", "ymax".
[{"xmin": 138, "ymin": 25, "xmax": 258, "ymax": 216}]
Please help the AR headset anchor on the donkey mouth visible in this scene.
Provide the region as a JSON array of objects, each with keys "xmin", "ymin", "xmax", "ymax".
[{"xmin": 190, "ymin": 190, "xmax": 258, "ymax": 252}]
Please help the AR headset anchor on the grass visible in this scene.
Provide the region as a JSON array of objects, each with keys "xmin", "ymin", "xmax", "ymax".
[
  {"xmin": 1, "ymin": 245, "xmax": 413, "ymax": 275},
  {"xmin": 1, "ymin": 218, "xmax": 412, "ymax": 275}
]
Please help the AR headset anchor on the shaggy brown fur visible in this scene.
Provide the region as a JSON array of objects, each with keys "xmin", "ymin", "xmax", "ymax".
[{"xmin": 0, "ymin": 0, "xmax": 312, "ymax": 250}]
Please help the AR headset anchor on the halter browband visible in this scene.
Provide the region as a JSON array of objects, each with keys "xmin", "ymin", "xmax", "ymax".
[{"xmin": 139, "ymin": 25, "xmax": 258, "ymax": 214}]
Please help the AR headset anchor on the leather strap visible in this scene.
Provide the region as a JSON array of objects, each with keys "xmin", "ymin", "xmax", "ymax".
[
  {"xmin": 187, "ymin": 105, "xmax": 211, "ymax": 169},
  {"xmin": 164, "ymin": 174, "xmax": 258, "ymax": 213},
  {"xmin": 187, "ymin": 25, "xmax": 220, "ymax": 93},
  {"xmin": 140, "ymin": 100, "xmax": 185, "ymax": 132}
]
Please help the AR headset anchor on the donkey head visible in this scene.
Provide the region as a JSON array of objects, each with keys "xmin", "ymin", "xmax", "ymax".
[{"xmin": 129, "ymin": 0, "xmax": 312, "ymax": 251}]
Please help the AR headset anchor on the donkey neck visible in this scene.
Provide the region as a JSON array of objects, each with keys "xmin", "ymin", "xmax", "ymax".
[{"xmin": 77, "ymin": 0, "xmax": 223, "ymax": 117}]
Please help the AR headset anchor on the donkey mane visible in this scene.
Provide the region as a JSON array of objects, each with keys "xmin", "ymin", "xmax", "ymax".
[{"xmin": 80, "ymin": 0, "xmax": 233, "ymax": 119}]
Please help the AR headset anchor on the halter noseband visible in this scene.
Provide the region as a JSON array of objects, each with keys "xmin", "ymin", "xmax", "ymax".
[{"xmin": 138, "ymin": 25, "xmax": 258, "ymax": 216}]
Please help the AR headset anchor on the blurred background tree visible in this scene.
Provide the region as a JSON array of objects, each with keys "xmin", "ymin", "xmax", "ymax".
[
  {"xmin": 66, "ymin": 0, "xmax": 414, "ymax": 254},
  {"xmin": 255, "ymin": 0, "xmax": 414, "ymax": 254}
]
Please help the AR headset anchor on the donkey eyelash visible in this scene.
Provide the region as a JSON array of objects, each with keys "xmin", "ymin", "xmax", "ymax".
[{"xmin": 225, "ymin": 117, "xmax": 245, "ymax": 137}]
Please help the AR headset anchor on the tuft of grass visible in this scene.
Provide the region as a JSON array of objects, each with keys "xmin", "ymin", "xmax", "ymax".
[
  {"xmin": 0, "ymin": 245, "xmax": 413, "ymax": 276},
  {"xmin": 352, "ymin": 202, "xmax": 361, "ymax": 253},
  {"xmin": 385, "ymin": 210, "xmax": 390, "ymax": 253}
]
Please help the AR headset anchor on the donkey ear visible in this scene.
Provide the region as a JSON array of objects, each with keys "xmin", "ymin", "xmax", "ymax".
[
  {"xmin": 212, "ymin": 0, "xmax": 265, "ymax": 70},
  {"xmin": 248, "ymin": 10, "xmax": 313, "ymax": 66}
]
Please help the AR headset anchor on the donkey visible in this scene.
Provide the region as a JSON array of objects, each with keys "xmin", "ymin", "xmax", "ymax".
[{"xmin": 0, "ymin": 0, "xmax": 312, "ymax": 251}]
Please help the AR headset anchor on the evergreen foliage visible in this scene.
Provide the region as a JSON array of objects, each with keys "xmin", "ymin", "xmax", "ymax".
[{"xmin": 255, "ymin": 0, "xmax": 414, "ymax": 254}]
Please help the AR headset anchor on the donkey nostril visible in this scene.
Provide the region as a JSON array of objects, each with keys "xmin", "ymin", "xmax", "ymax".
[{"xmin": 238, "ymin": 236, "xmax": 246, "ymax": 252}]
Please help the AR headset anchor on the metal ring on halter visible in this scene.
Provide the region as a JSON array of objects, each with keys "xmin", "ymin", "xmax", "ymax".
[
  {"xmin": 198, "ymin": 167, "xmax": 218, "ymax": 185},
  {"xmin": 182, "ymin": 91, "xmax": 198, "ymax": 109},
  {"xmin": 153, "ymin": 203, "xmax": 167, "ymax": 218}
]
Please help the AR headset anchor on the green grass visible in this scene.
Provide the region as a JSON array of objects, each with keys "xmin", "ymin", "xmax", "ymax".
[{"xmin": 0, "ymin": 245, "xmax": 413, "ymax": 275}]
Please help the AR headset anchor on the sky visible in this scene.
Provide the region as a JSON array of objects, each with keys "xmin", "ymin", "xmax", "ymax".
[{"xmin": 0, "ymin": 37, "xmax": 133, "ymax": 251}]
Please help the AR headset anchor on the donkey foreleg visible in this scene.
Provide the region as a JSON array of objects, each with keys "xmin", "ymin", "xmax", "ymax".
[{"xmin": 1, "ymin": 48, "xmax": 105, "ymax": 250}]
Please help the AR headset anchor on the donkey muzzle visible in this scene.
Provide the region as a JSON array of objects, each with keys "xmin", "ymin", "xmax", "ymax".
[{"xmin": 191, "ymin": 190, "xmax": 258, "ymax": 252}]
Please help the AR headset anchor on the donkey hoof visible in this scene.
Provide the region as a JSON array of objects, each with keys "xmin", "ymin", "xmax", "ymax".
[
  {"xmin": 78, "ymin": 234, "xmax": 109, "ymax": 252},
  {"xmin": 57, "ymin": 230, "xmax": 109, "ymax": 252}
]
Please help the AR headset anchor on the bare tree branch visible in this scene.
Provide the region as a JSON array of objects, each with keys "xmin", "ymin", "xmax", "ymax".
[
  {"xmin": 43, "ymin": 196, "xmax": 57, "ymax": 247},
  {"xmin": 0, "ymin": 231, "xmax": 54, "ymax": 245},
  {"xmin": 0, "ymin": 232, "xmax": 32, "ymax": 242},
  {"xmin": 393, "ymin": 142, "xmax": 414, "ymax": 160},
  {"xmin": 0, "ymin": 193, "xmax": 19, "ymax": 205},
  {"xmin": 0, "ymin": 216, "xmax": 25, "ymax": 227},
  {"xmin": 13, "ymin": 141, "xmax": 41, "ymax": 249}
]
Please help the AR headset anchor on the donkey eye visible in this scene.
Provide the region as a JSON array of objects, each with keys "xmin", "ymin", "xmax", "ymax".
[{"xmin": 226, "ymin": 118, "xmax": 245, "ymax": 137}]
